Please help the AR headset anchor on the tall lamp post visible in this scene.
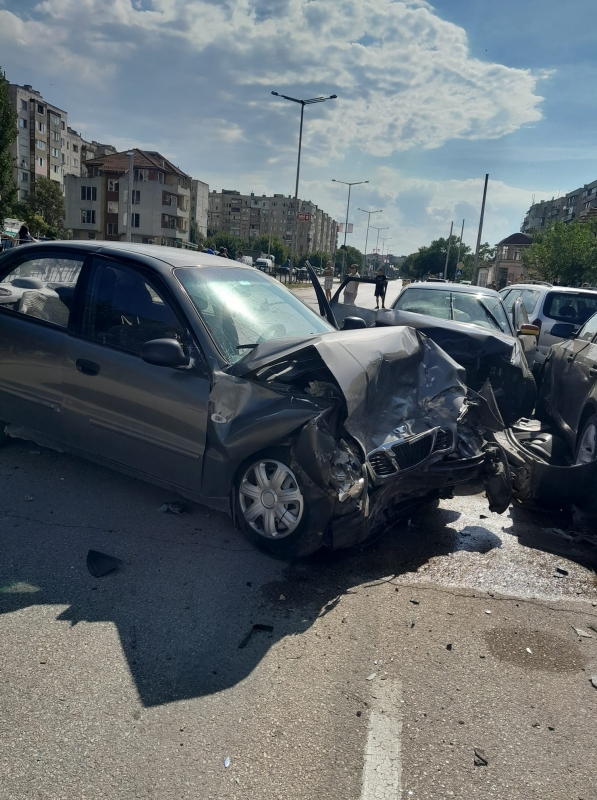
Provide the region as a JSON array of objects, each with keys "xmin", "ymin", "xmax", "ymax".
[
  {"xmin": 332, "ymin": 179, "xmax": 368, "ymax": 278},
  {"xmin": 380, "ymin": 237, "xmax": 393, "ymax": 268},
  {"xmin": 358, "ymin": 207, "xmax": 383, "ymax": 273},
  {"xmin": 271, "ymin": 91, "xmax": 337, "ymax": 278},
  {"xmin": 370, "ymin": 225, "xmax": 389, "ymax": 270}
]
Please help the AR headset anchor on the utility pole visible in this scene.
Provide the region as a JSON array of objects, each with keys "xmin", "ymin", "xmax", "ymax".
[
  {"xmin": 358, "ymin": 207, "xmax": 382, "ymax": 273},
  {"xmin": 443, "ymin": 221, "xmax": 453, "ymax": 279},
  {"xmin": 332, "ymin": 179, "xmax": 368, "ymax": 278},
  {"xmin": 371, "ymin": 225, "xmax": 389, "ymax": 271},
  {"xmin": 456, "ymin": 219, "xmax": 465, "ymax": 266},
  {"xmin": 472, "ymin": 174, "xmax": 489, "ymax": 285},
  {"xmin": 125, "ymin": 150, "xmax": 135, "ymax": 243}
]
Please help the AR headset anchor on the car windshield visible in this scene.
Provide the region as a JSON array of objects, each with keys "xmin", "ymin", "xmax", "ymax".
[
  {"xmin": 543, "ymin": 291, "xmax": 597, "ymax": 326},
  {"xmin": 394, "ymin": 288, "xmax": 510, "ymax": 333},
  {"xmin": 174, "ymin": 266, "xmax": 333, "ymax": 363}
]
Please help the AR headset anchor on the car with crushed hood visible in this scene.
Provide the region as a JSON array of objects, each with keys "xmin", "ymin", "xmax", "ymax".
[
  {"xmin": 0, "ymin": 242, "xmax": 510, "ymax": 557},
  {"xmin": 327, "ymin": 278, "xmax": 538, "ymax": 426}
]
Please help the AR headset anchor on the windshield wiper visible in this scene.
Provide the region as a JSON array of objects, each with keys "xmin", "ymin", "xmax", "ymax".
[
  {"xmin": 237, "ymin": 344, "xmax": 259, "ymax": 350},
  {"xmin": 477, "ymin": 299, "xmax": 503, "ymax": 331}
]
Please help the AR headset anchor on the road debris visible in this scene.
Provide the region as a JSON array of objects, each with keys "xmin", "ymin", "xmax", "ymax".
[
  {"xmin": 572, "ymin": 627, "xmax": 592, "ymax": 639},
  {"xmin": 366, "ymin": 673, "xmax": 377, "ymax": 681},
  {"xmin": 485, "ymin": 610, "xmax": 492, "ymax": 615},
  {"xmin": 86, "ymin": 550, "xmax": 121, "ymax": 578},
  {"xmin": 474, "ymin": 747, "xmax": 488, "ymax": 767},
  {"xmin": 590, "ymin": 677, "xmax": 597, "ymax": 689},
  {"xmin": 279, "ymin": 594, "xmax": 286, "ymax": 601},
  {"xmin": 159, "ymin": 501, "xmax": 189, "ymax": 515},
  {"xmin": 553, "ymin": 566, "xmax": 569, "ymax": 577},
  {"xmin": 224, "ymin": 757, "xmax": 231, "ymax": 768},
  {"xmin": 24, "ymin": 495, "xmax": 33, "ymax": 501},
  {"xmin": 238, "ymin": 623, "xmax": 274, "ymax": 649},
  {"xmin": 526, "ymin": 648, "xmax": 533, "ymax": 654},
  {"xmin": 410, "ymin": 599, "xmax": 419, "ymax": 605}
]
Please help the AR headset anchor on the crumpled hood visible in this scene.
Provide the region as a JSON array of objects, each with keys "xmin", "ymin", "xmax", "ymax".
[{"xmin": 230, "ymin": 326, "xmax": 468, "ymax": 454}]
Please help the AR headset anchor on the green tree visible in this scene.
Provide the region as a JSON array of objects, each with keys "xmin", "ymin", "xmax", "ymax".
[
  {"xmin": 298, "ymin": 250, "xmax": 330, "ymax": 270},
  {"xmin": 0, "ymin": 68, "xmax": 17, "ymax": 226},
  {"xmin": 26, "ymin": 177, "xmax": 65, "ymax": 232},
  {"xmin": 250, "ymin": 234, "xmax": 289, "ymax": 266},
  {"xmin": 335, "ymin": 245, "xmax": 363, "ymax": 275},
  {"xmin": 522, "ymin": 220, "xmax": 597, "ymax": 286},
  {"xmin": 205, "ymin": 231, "xmax": 246, "ymax": 258},
  {"xmin": 460, "ymin": 242, "xmax": 495, "ymax": 280},
  {"xmin": 189, "ymin": 219, "xmax": 205, "ymax": 246},
  {"xmin": 404, "ymin": 237, "xmax": 471, "ymax": 281}
]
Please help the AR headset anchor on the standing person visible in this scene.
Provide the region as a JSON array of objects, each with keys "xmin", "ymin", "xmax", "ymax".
[
  {"xmin": 323, "ymin": 261, "xmax": 334, "ymax": 302},
  {"xmin": 343, "ymin": 264, "xmax": 360, "ymax": 305},
  {"xmin": 218, "ymin": 246, "xmax": 229, "ymax": 259},
  {"xmin": 374, "ymin": 267, "xmax": 388, "ymax": 309},
  {"xmin": 16, "ymin": 225, "xmax": 37, "ymax": 246},
  {"xmin": 237, "ymin": 250, "xmax": 245, "ymax": 263}
]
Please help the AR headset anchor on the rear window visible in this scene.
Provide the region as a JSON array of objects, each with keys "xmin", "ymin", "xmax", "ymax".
[{"xmin": 543, "ymin": 291, "xmax": 597, "ymax": 325}]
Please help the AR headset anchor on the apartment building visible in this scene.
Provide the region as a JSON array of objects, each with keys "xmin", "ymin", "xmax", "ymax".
[
  {"xmin": 65, "ymin": 149, "xmax": 192, "ymax": 245},
  {"xmin": 191, "ymin": 179, "xmax": 209, "ymax": 237},
  {"xmin": 6, "ymin": 81, "xmax": 116, "ymax": 201},
  {"xmin": 208, "ymin": 190, "xmax": 337, "ymax": 256},
  {"xmin": 522, "ymin": 178, "xmax": 597, "ymax": 233}
]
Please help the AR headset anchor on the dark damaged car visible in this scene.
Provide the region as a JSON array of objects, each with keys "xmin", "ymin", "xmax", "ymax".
[
  {"xmin": 0, "ymin": 243, "xmax": 510, "ymax": 557},
  {"xmin": 328, "ymin": 278, "xmax": 538, "ymax": 426}
]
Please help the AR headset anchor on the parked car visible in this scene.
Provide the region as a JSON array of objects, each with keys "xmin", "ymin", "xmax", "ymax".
[
  {"xmin": 0, "ymin": 242, "xmax": 510, "ymax": 557},
  {"xmin": 499, "ymin": 283, "xmax": 597, "ymax": 370},
  {"xmin": 255, "ymin": 257, "xmax": 274, "ymax": 273},
  {"xmin": 327, "ymin": 278, "xmax": 538, "ymax": 425}
]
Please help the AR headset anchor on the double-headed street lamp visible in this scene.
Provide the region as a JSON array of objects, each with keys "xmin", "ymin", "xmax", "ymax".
[
  {"xmin": 357, "ymin": 207, "xmax": 382, "ymax": 273},
  {"xmin": 271, "ymin": 91, "xmax": 337, "ymax": 275},
  {"xmin": 370, "ymin": 225, "xmax": 389, "ymax": 269},
  {"xmin": 332, "ymin": 179, "xmax": 368, "ymax": 278}
]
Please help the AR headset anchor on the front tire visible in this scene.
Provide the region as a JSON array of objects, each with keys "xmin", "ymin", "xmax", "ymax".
[
  {"xmin": 575, "ymin": 413, "xmax": 597, "ymax": 465},
  {"xmin": 235, "ymin": 449, "xmax": 326, "ymax": 558}
]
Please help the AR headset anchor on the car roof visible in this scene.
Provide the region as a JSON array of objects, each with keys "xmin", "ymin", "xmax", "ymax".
[
  {"xmin": 502, "ymin": 283, "xmax": 597, "ymax": 294},
  {"xmin": 2, "ymin": 240, "xmax": 238, "ymax": 271},
  {"xmin": 402, "ymin": 282, "xmax": 500, "ymax": 297}
]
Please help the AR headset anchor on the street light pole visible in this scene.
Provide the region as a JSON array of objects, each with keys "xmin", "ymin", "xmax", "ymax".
[
  {"xmin": 125, "ymin": 150, "xmax": 135, "ymax": 243},
  {"xmin": 456, "ymin": 218, "xmax": 465, "ymax": 268},
  {"xmin": 332, "ymin": 179, "xmax": 368, "ymax": 278},
  {"xmin": 358, "ymin": 207, "xmax": 382, "ymax": 273},
  {"xmin": 371, "ymin": 225, "xmax": 389, "ymax": 270},
  {"xmin": 272, "ymin": 91, "xmax": 337, "ymax": 279},
  {"xmin": 443, "ymin": 221, "xmax": 453, "ymax": 279},
  {"xmin": 472, "ymin": 174, "xmax": 489, "ymax": 285}
]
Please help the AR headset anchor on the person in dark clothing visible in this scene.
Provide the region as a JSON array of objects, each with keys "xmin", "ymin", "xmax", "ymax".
[
  {"xmin": 374, "ymin": 268, "xmax": 388, "ymax": 309},
  {"xmin": 16, "ymin": 225, "xmax": 37, "ymax": 246}
]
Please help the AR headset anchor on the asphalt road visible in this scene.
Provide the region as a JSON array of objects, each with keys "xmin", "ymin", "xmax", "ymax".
[
  {"xmin": 1, "ymin": 436, "xmax": 597, "ymax": 799},
  {"xmin": 291, "ymin": 276, "xmax": 403, "ymax": 314}
]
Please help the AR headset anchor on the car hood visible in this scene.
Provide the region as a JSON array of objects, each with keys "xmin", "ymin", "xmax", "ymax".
[{"xmin": 228, "ymin": 326, "xmax": 468, "ymax": 454}]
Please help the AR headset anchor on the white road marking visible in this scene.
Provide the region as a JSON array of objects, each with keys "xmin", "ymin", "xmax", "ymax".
[{"xmin": 360, "ymin": 680, "xmax": 402, "ymax": 800}]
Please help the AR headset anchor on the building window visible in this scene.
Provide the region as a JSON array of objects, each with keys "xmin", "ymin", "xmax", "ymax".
[
  {"xmin": 66, "ymin": 141, "xmax": 70, "ymax": 150},
  {"xmin": 38, "ymin": 157, "xmax": 45, "ymax": 167},
  {"xmin": 37, "ymin": 104, "xmax": 45, "ymax": 115},
  {"xmin": 132, "ymin": 190, "xmax": 140, "ymax": 204},
  {"xmin": 73, "ymin": 158, "xmax": 78, "ymax": 167},
  {"xmin": 131, "ymin": 213, "xmax": 140, "ymax": 228},
  {"xmin": 36, "ymin": 139, "xmax": 46, "ymax": 151},
  {"xmin": 108, "ymin": 179, "xmax": 119, "ymax": 192},
  {"xmin": 37, "ymin": 121, "xmax": 46, "ymax": 133},
  {"xmin": 72, "ymin": 144, "xmax": 79, "ymax": 153},
  {"xmin": 51, "ymin": 147, "xmax": 59, "ymax": 158},
  {"xmin": 107, "ymin": 201, "xmax": 119, "ymax": 214},
  {"xmin": 52, "ymin": 165, "xmax": 59, "ymax": 174},
  {"xmin": 500, "ymin": 246, "xmax": 509, "ymax": 258},
  {"xmin": 134, "ymin": 168, "xmax": 149, "ymax": 182},
  {"xmin": 61, "ymin": 121, "xmax": 65, "ymax": 130},
  {"xmin": 21, "ymin": 172, "xmax": 28, "ymax": 182},
  {"xmin": 66, "ymin": 156, "xmax": 70, "ymax": 165},
  {"xmin": 20, "ymin": 188, "xmax": 28, "ymax": 199},
  {"xmin": 51, "ymin": 131, "xmax": 60, "ymax": 141},
  {"xmin": 107, "ymin": 223, "xmax": 117, "ymax": 235},
  {"xmin": 20, "ymin": 99, "xmax": 27, "ymax": 110},
  {"xmin": 50, "ymin": 114, "xmax": 60, "ymax": 126},
  {"xmin": 18, "ymin": 118, "xmax": 27, "ymax": 129},
  {"xmin": 81, "ymin": 210, "xmax": 96, "ymax": 224},
  {"xmin": 80, "ymin": 186, "xmax": 97, "ymax": 201},
  {"xmin": 20, "ymin": 155, "xmax": 28, "ymax": 167},
  {"xmin": 60, "ymin": 137, "xmax": 65, "ymax": 146}
]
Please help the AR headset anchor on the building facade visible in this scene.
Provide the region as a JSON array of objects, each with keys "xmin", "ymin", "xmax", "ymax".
[
  {"xmin": 65, "ymin": 149, "xmax": 192, "ymax": 246},
  {"xmin": 522, "ymin": 179, "xmax": 597, "ymax": 233},
  {"xmin": 208, "ymin": 190, "xmax": 337, "ymax": 257},
  {"xmin": 477, "ymin": 233, "xmax": 533, "ymax": 289},
  {"xmin": 191, "ymin": 179, "xmax": 209, "ymax": 237}
]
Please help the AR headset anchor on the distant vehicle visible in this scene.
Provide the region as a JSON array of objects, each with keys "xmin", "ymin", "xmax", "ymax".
[
  {"xmin": 499, "ymin": 283, "xmax": 597, "ymax": 370},
  {"xmin": 255, "ymin": 258, "xmax": 274, "ymax": 273},
  {"xmin": 295, "ymin": 267, "xmax": 309, "ymax": 281}
]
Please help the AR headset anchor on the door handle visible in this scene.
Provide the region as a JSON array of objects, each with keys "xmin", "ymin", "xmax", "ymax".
[
  {"xmin": 76, "ymin": 358, "xmax": 100, "ymax": 376},
  {"xmin": 589, "ymin": 365, "xmax": 597, "ymax": 378}
]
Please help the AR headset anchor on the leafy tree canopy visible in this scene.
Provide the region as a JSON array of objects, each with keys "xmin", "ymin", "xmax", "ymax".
[
  {"xmin": 522, "ymin": 219, "xmax": 597, "ymax": 286},
  {"xmin": 335, "ymin": 244, "xmax": 363, "ymax": 274},
  {"xmin": 26, "ymin": 177, "xmax": 65, "ymax": 231},
  {"xmin": 249, "ymin": 234, "xmax": 289, "ymax": 266}
]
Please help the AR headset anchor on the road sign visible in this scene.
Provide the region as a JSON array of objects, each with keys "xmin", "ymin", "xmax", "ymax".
[
  {"xmin": 297, "ymin": 212, "xmax": 311, "ymax": 221},
  {"xmin": 456, "ymin": 268, "xmax": 463, "ymax": 277}
]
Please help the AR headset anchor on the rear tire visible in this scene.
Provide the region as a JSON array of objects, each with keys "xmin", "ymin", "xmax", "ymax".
[{"xmin": 235, "ymin": 448, "xmax": 327, "ymax": 559}]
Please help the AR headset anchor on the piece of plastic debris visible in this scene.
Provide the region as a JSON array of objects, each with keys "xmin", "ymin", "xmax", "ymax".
[
  {"xmin": 410, "ymin": 599, "xmax": 419, "ymax": 605},
  {"xmin": 24, "ymin": 495, "xmax": 33, "ymax": 501},
  {"xmin": 86, "ymin": 550, "xmax": 122, "ymax": 578},
  {"xmin": 474, "ymin": 747, "xmax": 488, "ymax": 767},
  {"xmin": 485, "ymin": 610, "xmax": 492, "ymax": 615},
  {"xmin": 572, "ymin": 627, "xmax": 592, "ymax": 638},
  {"xmin": 526, "ymin": 648, "xmax": 532, "ymax": 654},
  {"xmin": 238, "ymin": 623, "xmax": 274, "ymax": 649},
  {"xmin": 446, "ymin": 644, "xmax": 453, "ymax": 651},
  {"xmin": 366, "ymin": 673, "xmax": 377, "ymax": 681},
  {"xmin": 224, "ymin": 757, "xmax": 231, "ymax": 768},
  {"xmin": 480, "ymin": 514, "xmax": 488, "ymax": 519},
  {"xmin": 279, "ymin": 594, "xmax": 286, "ymax": 601},
  {"xmin": 158, "ymin": 501, "xmax": 189, "ymax": 515},
  {"xmin": 590, "ymin": 676, "xmax": 597, "ymax": 689},
  {"xmin": 554, "ymin": 566, "xmax": 569, "ymax": 576}
]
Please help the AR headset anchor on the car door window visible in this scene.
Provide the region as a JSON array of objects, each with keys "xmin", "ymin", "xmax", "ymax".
[
  {"xmin": 576, "ymin": 312, "xmax": 597, "ymax": 342},
  {"xmin": 0, "ymin": 254, "xmax": 84, "ymax": 328},
  {"xmin": 82, "ymin": 259, "xmax": 184, "ymax": 354},
  {"xmin": 501, "ymin": 289, "xmax": 522, "ymax": 314},
  {"xmin": 520, "ymin": 289, "xmax": 540, "ymax": 315}
]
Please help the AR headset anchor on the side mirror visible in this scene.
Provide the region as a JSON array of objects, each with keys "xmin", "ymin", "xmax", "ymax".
[
  {"xmin": 141, "ymin": 338, "xmax": 190, "ymax": 367},
  {"xmin": 342, "ymin": 316, "xmax": 367, "ymax": 330},
  {"xmin": 517, "ymin": 324, "xmax": 540, "ymax": 337},
  {"xmin": 549, "ymin": 322, "xmax": 576, "ymax": 339}
]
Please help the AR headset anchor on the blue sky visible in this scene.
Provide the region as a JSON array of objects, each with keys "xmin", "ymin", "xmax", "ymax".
[{"xmin": 1, "ymin": 0, "xmax": 595, "ymax": 255}]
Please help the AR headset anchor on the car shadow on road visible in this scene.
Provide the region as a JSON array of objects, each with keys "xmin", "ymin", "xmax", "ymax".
[{"xmin": 0, "ymin": 442, "xmax": 503, "ymax": 708}]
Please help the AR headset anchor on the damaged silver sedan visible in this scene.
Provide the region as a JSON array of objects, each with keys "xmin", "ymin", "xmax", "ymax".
[{"xmin": 0, "ymin": 242, "xmax": 510, "ymax": 557}]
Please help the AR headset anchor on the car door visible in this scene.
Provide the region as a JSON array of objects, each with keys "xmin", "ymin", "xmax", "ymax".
[
  {"xmin": 62, "ymin": 255, "xmax": 210, "ymax": 493},
  {"xmin": 555, "ymin": 313, "xmax": 597, "ymax": 437},
  {"xmin": 0, "ymin": 248, "xmax": 86, "ymax": 446}
]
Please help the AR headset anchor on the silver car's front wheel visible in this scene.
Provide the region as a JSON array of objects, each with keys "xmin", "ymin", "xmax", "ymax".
[
  {"xmin": 238, "ymin": 458, "xmax": 304, "ymax": 540},
  {"xmin": 576, "ymin": 414, "xmax": 597, "ymax": 465}
]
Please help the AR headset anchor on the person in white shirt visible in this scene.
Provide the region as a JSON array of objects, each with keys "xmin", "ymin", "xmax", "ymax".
[{"xmin": 343, "ymin": 264, "xmax": 360, "ymax": 305}]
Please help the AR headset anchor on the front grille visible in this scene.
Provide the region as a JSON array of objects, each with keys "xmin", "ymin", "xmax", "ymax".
[
  {"xmin": 391, "ymin": 433, "xmax": 434, "ymax": 470},
  {"xmin": 368, "ymin": 451, "xmax": 397, "ymax": 477},
  {"xmin": 433, "ymin": 427, "xmax": 454, "ymax": 452}
]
